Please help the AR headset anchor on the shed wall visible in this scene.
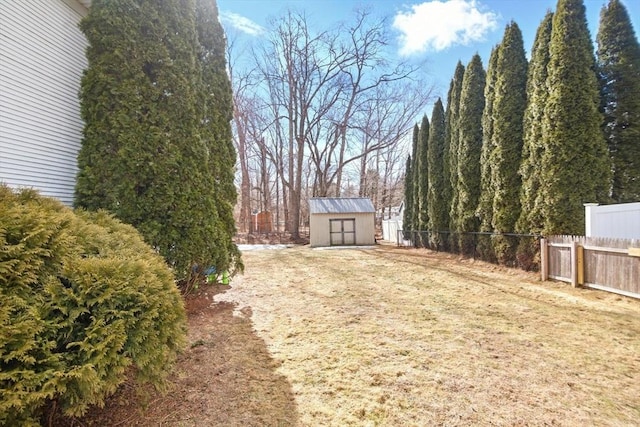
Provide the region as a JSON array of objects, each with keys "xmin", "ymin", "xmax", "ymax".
[
  {"xmin": 0, "ymin": 0, "xmax": 88, "ymax": 205},
  {"xmin": 310, "ymin": 212, "xmax": 375, "ymax": 247}
]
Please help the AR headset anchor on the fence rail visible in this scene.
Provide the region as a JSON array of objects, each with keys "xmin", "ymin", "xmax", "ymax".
[{"xmin": 542, "ymin": 235, "xmax": 640, "ymax": 299}]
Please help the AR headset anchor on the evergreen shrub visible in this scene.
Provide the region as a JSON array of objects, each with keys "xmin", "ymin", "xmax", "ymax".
[{"xmin": 0, "ymin": 185, "xmax": 186, "ymax": 425}]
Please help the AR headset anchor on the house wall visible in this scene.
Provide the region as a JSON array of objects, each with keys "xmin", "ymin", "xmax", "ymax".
[
  {"xmin": 310, "ymin": 212, "xmax": 375, "ymax": 247},
  {"xmin": 585, "ymin": 202, "xmax": 640, "ymax": 239},
  {"xmin": 0, "ymin": 0, "xmax": 88, "ymax": 205}
]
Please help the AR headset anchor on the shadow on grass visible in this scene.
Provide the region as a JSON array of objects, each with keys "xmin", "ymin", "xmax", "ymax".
[{"xmin": 46, "ymin": 287, "xmax": 299, "ymax": 427}]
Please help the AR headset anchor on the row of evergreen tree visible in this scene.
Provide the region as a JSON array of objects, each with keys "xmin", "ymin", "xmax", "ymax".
[
  {"xmin": 403, "ymin": 0, "xmax": 640, "ymax": 265},
  {"xmin": 75, "ymin": 0, "xmax": 241, "ymax": 282}
]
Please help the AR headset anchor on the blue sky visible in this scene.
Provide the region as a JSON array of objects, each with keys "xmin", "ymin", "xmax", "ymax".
[{"xmin": 217, "ymin": 0, "xmax": 639, "ymax": 107}]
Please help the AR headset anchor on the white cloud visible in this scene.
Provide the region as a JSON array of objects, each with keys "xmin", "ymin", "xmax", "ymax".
[
  {"xmin": 219, "ymin": 11, "xmax": 265, "ymax": 36},
  {"xmin": 393, "ymin": 0, "xmax": 499, "ymax": 56}
]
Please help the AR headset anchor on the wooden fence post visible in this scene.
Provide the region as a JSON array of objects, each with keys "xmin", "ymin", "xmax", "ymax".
[
  {"xmin": 540, "ymin": 238, "xmax": 548, "ymax": 281},
  {"xmin": 577, "ymin": 245, "xmax": 584, "ymax": 285},
  {"xmin": 571, "ymin": 241, "xmax": 578, "ymax": 287}
]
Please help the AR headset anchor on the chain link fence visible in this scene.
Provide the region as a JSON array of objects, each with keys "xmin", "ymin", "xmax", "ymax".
[{"xmin": 398, "ymin": 230, "xmax": 542, "ymax": 271}]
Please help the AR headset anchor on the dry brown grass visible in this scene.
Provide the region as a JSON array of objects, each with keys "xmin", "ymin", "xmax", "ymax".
[{"xmin": 216, "ymin": 244, "xmax": 640, "ymax": 426}]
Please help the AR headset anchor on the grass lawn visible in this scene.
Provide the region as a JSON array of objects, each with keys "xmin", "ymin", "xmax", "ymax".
[{"xmin": 216, "ymin": 244, "xmax": 640, "ymax": 426}]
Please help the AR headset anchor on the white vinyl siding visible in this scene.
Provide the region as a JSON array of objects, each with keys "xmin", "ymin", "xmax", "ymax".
[
  {"xmin": 584, "ymin": 202, "xmax": 640, "ymax": 239},
  {"xmin": 0, "ymin": 0, "xmax": 88, "ymax": 205}
]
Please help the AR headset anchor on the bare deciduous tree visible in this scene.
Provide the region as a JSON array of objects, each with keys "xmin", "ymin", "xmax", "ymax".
[{"xmin": 228, "ymin": 8, "xmax": 434, "ymax": 237}]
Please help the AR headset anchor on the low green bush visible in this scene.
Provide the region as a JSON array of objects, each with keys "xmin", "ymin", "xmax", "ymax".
[{"xmin": 0, "ymin": 185, "xmax": 186, "ymax": 425}]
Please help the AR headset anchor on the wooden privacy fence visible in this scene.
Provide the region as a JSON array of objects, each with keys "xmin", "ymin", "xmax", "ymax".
[{"xmin": 541, "ymin": 235, "xmax": 640, "ymax": 299}]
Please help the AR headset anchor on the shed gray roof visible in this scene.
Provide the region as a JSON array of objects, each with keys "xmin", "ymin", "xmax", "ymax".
[{"xmin": 309, "ymin": 197, "xmax": 375, "ymax": 214}]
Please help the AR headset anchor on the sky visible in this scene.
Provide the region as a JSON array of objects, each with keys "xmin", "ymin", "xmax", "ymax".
[{"xmin": 217, "ymin": 0, "xmax": 640, "ymax": 109}]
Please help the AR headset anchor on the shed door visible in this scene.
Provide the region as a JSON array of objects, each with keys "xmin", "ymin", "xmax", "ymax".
[{"xmin": 330, "ymin": 218, "xmax": 356, "ymax": 246}]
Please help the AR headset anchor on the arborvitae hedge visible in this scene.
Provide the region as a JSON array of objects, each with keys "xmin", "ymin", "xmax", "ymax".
[
  {"xmin": 456, "ymin": 54, "xmax": 486, "ymax": 255},
  {"xmin": 516, "ymin": 11, "xmax": 553, "ymax": 269},
  {"xmin": 0, "ymin": 185, "xmax": 186, "ymax": 425},
  {"xmin": 490, "ymin": 22, "xmax": 527, "ymax": 264},
  {"xmin": 426, "ymin": 99, "xmax": 447, "ymax": 249},
  {"xmin": 597, "ymin": 0, "xmax": 640, "ymax": 203},
  {"xmin": 75, "ymin": 0, "xmax": 241, "ymax": 281},
  {"xmin": 417, "ymin": 114, "xmax": 430, "ymax": 235},
  {"xmin": 403, "ymin": 124, "xmax": 420, "ymax": 235},
  {"xmin": 445, "ymin": 62, "xmax": 465, "ymax": 252},
  {"xmin": 195, "ymin": 0, "xmax": 242, "ymax": 275},
  {"xmin": 402, "ymin": 154, "xmax": 413, "ymax": 238},
  {"xmin": 477, "ymin": 45, "xmax": 500, "ymax": 262},
  {"xmin": 518, "ymin": 11, "xmax": 553, "ymax": 237},
  {"xmin": 540, "ymin": 0, "xmax": 611, "ymax": 235}
]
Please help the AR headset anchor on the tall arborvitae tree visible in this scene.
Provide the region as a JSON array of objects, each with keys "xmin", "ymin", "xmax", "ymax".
[
  {"xmin": 516, "ymin": 11, "xmax": 553, "ymax": 269},
  {"xmin": 456, "ymin": 54, "xmax": 486, "ymax": 255},
  {"xmin": 76, "ymin": 0, "xmax": 238, "ymax": 280},
  {"xmin": 402, "ymin": 155, "xmax": 413, "ymax": 239},
  {"xmin": 196, "ymin": 0, "xmax": 242, "ymax": 274},
  {"xmin": 540, "ymin": 0, "xmax": 611, "ymax": 235},
  {"xmin": 411, "ymin": 121, "xmax": 421, "ymax": 236},
  {"xmin": 403, "ymin": 124, "xmax": 419, "ymax": 236},
  {"xmin": 518, "ymin": 11, "xmax": 553, "ymax": 238},
  {"xmin": 477, "ymin": 45, "xmax": 500, "ymax": 262},
  {"xmin": 490, "ymin": 22, "xmax": 528, "ymax": 264},
  {"xmin": 445, "ymin": 61, "xmax": 465, "ymax": 251},
  {"xmin": 426, "ymin": 99, "xmax": 447, "ymax": 249},
  {"xmin": 597, "ymin": 0, "xmax": 640, "ymax": 203},
  {"xmin": 417, "ymin": 114, "xmax": 430, "ymax": 240}
]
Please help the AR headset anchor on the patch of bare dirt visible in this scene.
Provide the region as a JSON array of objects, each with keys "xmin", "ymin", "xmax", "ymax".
[{"xmin": 48, "ymin": 285, "xmax": 298, "ymax": 426}]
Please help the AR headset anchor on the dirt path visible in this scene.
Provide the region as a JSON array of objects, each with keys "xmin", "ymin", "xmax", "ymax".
[{"xmin": 63, "ymin": 244, "xmax": 639, "ymax": 426}]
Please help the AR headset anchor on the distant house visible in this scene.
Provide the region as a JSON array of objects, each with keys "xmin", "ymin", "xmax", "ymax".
[
  {"xmin": 309, "ymin": 197, "xmax": 376, "ymax": 247},
  {"xmin": 0, "ymin": 0, "xmax": 90, "ymax": 205}
]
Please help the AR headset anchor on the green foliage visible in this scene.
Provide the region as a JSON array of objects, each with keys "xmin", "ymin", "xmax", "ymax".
[
  {"xmin": 518, "ymin": 11, "xmax": 554, "ymax": 237},
  {"xmin": 402, "ymin": 155, "xmax": 413, "ymax": 239},
  {"xmin": 597, "ymin": 0, "xmax": 640, "ymax": 203},
  {"xmin": 417, "ymin": 114, "xmax": 430, "ymax": 236},
  {"xmin": 0, "ymin": 186, "xmax": 186, "ymax": 424},
  {"xmin": 445, "ymin": 61, "xmax": 465, "ymax": 252},
  {"xmin": 477, "ymin": 45, "xmax": 500, "ymax": 262},
  {"xmin": 75, "ymin": 0, "xmax": 241, "ymax": 281},
  {"xmin": 195, "ymin": 0, "xmax": 243, "ymax": 276},
  {"xmin": 540, "ymin": 0, "xmax": 611, "ymax": 235},
  {"xmin": 516, "ymin": 11, "xmax": 553, "ymax": 269},
  {"xmin": 403, "ymin": 124, "xmax": 420, "ymax": 235},
  {"xmin": 426, "ymin": 99, "xmax": 447, "ymax": 249},
  {"xmin": 489, "ymin": 22, "xmax": 528, "ymax": 264},
  {"xmin": 411, "ymin": 120, "xmax": 422, "ymax": 236},
  {"xmin": 456, "ymin": 54, "xmax": 486, "ymax": 255}
]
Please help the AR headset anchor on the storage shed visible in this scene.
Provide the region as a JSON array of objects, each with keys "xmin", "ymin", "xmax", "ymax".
[{"xmin": 309, "ymin": 197, "xmax": 376, "ymax": 247}]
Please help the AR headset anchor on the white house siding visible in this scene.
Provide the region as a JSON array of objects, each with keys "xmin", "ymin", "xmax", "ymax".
[{"xmin": 0, "ymin": 0, "xmax": 88, "ymax": 205}]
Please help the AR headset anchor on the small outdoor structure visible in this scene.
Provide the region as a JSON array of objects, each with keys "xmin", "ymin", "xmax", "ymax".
[
  {"xmin": 309, "ymin": 197, "xmax": 375, "ymax": 247},
  {"xmin": 382, "ymin": 202, "xmax": 404, "ymax": 243},
  {"xmin": 251, "ymin": 210, "xmax": 273, "ymax": 233}
]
